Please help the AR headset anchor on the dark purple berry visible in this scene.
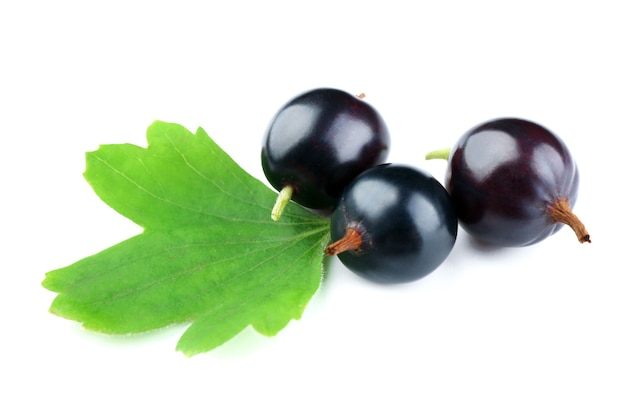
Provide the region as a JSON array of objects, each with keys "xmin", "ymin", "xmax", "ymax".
[
  {"xmin": 441, "ymin": 117, "xmax": 590, "ymax": 247},
  {"xmin": 326, "ymin": 164, "xmax": 458, "ymax": 284},
  {"xmin": 261, "ymin": 88, "xmax": 390, "ymax": 220}
]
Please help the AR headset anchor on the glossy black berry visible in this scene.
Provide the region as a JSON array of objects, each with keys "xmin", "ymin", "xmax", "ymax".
[
  {"xmin": 326, "ymin": 164, "xmax": 458, "ymax": 284},
  {"xmin": 261, "ymin": 88, "xmax": 390, "ymax": 220},
  {"xmin": 443, "ymin": 117, "xmax": 590, "ymax": 246}
]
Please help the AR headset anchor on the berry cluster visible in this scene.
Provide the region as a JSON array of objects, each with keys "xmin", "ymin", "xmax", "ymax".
[{"xmin": 261, "ymin": 88, "xmax": 590, "ymax": 284}]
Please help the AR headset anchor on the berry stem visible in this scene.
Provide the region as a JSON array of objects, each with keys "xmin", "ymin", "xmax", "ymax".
[
  {"xmin": 271, "ymin": 185, "xmax": 294, "ymax": 221},
  {"xmin": 325, "ymin": 227, "xmax": 363, "ymax": 255},
  {"xmin": 547, "ymin": 198, "xmax": 591, "ymax": 243},
  {"xmin": 425, "ymin": 147, "xmax": 451, "ymax": 161}
]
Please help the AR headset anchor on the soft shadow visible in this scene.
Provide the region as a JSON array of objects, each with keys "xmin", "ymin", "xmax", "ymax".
[{"xmin": 466, "ymin": 236, "xmax": 507, "ymax": 253}]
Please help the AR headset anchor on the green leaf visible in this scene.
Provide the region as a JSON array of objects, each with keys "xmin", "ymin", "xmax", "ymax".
[{"xmin": 42, "ymin": 121, "xmax": 330, "ymax": 356}]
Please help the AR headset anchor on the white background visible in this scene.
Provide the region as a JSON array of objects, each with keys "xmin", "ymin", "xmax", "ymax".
[{"xmin": 2, "ymin": 1, "xmax": 624, "ymax": 403}]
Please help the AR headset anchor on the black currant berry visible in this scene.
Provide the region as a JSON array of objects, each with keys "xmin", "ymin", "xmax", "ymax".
[
  {"xmin": 428, "ymin": 117, "xmax": 590, "ymax": 247},
  {"xmin": 326, "ymin": 164, "xmax": 458, "ymax": 284},
  {"xmin": 261, "ymin": 88, "xmax": 390, "ymax": 220}
]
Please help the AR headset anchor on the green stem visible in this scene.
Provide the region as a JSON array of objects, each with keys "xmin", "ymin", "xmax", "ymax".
[
  {"xmin": 271, "ymin": 185, "xmax": 294, "ymax": 221},
  {"xmin": 425, "ymin": 147, "xmax": 451, "ymax": 161}
]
